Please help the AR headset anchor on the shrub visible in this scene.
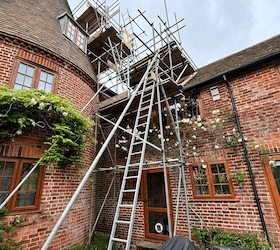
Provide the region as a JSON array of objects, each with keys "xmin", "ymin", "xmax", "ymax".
[{"xmin": 192, "ymin": 227, "xmax": 273, "ymax": 250}]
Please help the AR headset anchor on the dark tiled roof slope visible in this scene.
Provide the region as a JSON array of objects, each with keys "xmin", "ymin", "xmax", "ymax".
[
  {"xmin": 0, "ymin": 0, "xmax": 96, "ymax": 80},
  {"xmin": 185, "ymin": 34, "xmax": 280, "ymax": 87}
]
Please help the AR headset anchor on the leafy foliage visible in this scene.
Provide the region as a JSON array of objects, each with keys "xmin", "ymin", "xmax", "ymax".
[
  {"xmin": 192, "ymin": 227, "xmax": 274, "ymax": 249},
  {"xmin": 0, "ymin": 208, "xmax": 24, "ymax": 250},
  {"xmin": 0, "ymin": 87, "xmax": 93, "ymax": 167}
]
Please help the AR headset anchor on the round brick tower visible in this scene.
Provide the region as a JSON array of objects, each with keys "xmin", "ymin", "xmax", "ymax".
[{"xmin": 0, "ymin": 0, "xmax": 97, "ymax": 249}]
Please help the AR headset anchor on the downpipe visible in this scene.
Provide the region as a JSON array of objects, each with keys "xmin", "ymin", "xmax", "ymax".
[{"xmin": 223, "ymin": 75, "xmax": 270, "ymax": 244}]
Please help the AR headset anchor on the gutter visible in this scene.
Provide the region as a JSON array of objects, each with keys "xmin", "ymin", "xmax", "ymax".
[
  {"xmin": 183, "ymin": 51, "xmax": 280, "ymax": 92},
  {"xmin": 223, "ymin": 75, "xmax": 270, "ymax": 244}
]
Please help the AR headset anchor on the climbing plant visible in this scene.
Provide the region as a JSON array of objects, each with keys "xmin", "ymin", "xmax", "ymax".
[
  {"xmin": 0, "ymin": 87, "xmax": 93, "ymax": 167},
  {"xmin": 0, "ymin": 207, "xmax": 25, "ymax": 250}
]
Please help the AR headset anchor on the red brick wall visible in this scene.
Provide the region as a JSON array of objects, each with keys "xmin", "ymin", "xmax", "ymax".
[
  {"xmin": 175, "ymin": 62, "xmax": 280, "ymax": 248},
  {"xmin": 93, "ymin": 61, "xmax": 280, "ymax": 249},
  {"xmin": 0, "ymin": 37, "xmax": 97, "ymax": 249}
]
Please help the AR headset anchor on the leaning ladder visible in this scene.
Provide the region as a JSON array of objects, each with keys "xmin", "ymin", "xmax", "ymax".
[{"xmin": 107, "ymin": 73, "xmax": 157, "ymax": 250}]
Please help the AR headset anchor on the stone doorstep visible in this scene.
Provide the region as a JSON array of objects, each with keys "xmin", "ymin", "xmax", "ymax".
[{"xmin": 136, "ymin": 241, "xmax": 162, "ymax": 250}]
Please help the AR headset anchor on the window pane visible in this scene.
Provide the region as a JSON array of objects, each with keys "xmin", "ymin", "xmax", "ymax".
[
  {"xmin": 77, "ymin": 30, "xmax": 85, "ymax": 49},
  {"xmin": 147, "ymin": 172, "xmax": 166, "ymax": 208},
  {"xmin": 38, "ymin": 71, "xmax": 54, "ymax": 92},
  {"xmin": 47, "ymin": 74, "xmax": 53, "ymax": 83},
  {"xmin": 45, "ymin": 83, "xmax": 52, "ymax": 93},
  {"xmin": 0, "ymin": 161, "xmax": 15, "ymax": 203},
  {"xmin": 67, "ymin": 21, "xmax": 75, "ymax": 41},
  {"xmin": 192, "ymin": 166, "xmax": 209, "ymax": 195},
  {"xmin": 38, "ymin": 81, "xmax": 45, "ymax": 90},
  {"xmin": 14, "ymin": 84, "xmax": 23, "ymax": 90},
  {"xmin": 14, "ymin": 63, "xmax": 34, "ymax": 90},
  {"xmin": 24, "ymin": 76, "xmax": 32, "ymax": 87},
  {"xmin": 26, "ymin": 66, "xmax": 34, "ymax": 76},
  {"xmin": 40, "ymin": 71, "xmax": 47, "ymax": 81},
  {"xmin": 18, "ymin": 63, "xmax": 27, "ymax": 74},
  {"xmin": 16, "ymin": 163, "xmax": 39, "ymax": 207},
  {"xmin": 211, "ymin": 163, "xmax": 231, "ymax": 195},
  {"xmin": 16, "ymin": 74, "xmax": 24, "ymax": 84}
]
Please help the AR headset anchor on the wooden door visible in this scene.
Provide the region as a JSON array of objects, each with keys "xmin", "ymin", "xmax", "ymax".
[{"xmin": 143, "ymin": 169, "xmax": 173, "ymax": 240}]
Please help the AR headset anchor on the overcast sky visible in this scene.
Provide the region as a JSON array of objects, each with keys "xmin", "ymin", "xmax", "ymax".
[{"xmin": 68, "ymin": 0, "xmax": 280, "ymax": 68}]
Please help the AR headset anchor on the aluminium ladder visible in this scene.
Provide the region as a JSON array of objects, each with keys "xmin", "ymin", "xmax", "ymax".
[{"xmin": 107, "ymin": 72, "xmax": 158, "ymax": 250}]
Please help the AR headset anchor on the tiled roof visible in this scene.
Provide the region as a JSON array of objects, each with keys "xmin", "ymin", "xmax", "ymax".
[
  {"xmin": 0, "ymin": 0, "xmax": 96, "ymax": 81},
  {"xmin": 184, "ymin": 34, "xmax": 280, "ymax": 88}
]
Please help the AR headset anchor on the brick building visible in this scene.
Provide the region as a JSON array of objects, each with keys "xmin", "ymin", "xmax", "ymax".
[
  {"xmin": 1, "ymin": 0, "xmax": 280, "ymax": 249},
  {"xmin": 94, "ymin": 34, "xmax": 280, "ymax": 249},
  {"xmin": 181, "ymin": 34, "xmax": 280, "ymax": 248},
  {"xmin": 0, "ymin": 0, "xmax": 97, "ymax": 249}
]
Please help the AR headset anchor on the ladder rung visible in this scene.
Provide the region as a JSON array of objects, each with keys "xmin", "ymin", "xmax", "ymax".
[
  {"xmin": 143, "ymin": 92, "xmax": 152, "ymax": 98},
  {"xmin": 116, "ymin": 220, "xmax": 131, "ymax": 225},
  {"xmin": 142, "ymin": 99, "xmax": 151, "ymax": 105},
  {"xmin": 140, "ymin": 106, "xmax": 149, "ymax": 111},
  {"xmin": 122, "ymin": 189, "xmax": 136, "ymax": 193},
  {"xmin": 119, "ymin": 204, "xmax": 134, "ymax": 208},
  {"xmin": 139, "ymin": 114, "xmax": 148, "ymax": 119},
  {"xmin": 137, "ymin": 122, "xmax": 147, "ymax": 128},
  {"xmin": 112, "ymin": 237, "xmax": 128, "ymax": 243},
  {"xmin": 130, "ymin": 151, "xmax": 142, "ymax": 155},
  {"xmin": 125, "ymin": 175, "xmax": 138, "ymax": 180}
]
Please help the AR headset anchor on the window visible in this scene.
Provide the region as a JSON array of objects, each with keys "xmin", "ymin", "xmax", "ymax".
[
  {"xmin": 58, "ymin": 13, "xmax": 87, "ymax": 52},
  {"xmin": 190, "ymin": 162, "xmax": 235, "ymax": 199},
  {"xmin": 66, "ymin": 21, "xmax": 76, "ymax": 41},
  {"xmin": 65, "ymin": 19, "xmax": 86, "ymax": 51},
  {"xmin": 169, "ymin": 95, "xmax": 200, "ymax": 123},
  {"xmin": 0, "ymin": 158, "xmax": 44, "ymax": 212},
  {"xmin": 77, "ymin": 30, "xmax": 86, "ymax": 50},
  {"xmin": 184, "ymin": 96, "xmax": 200, "ymax": 118},
  {"xmin": 12, "ymin": 61, "xmax": 55, "ymax": 93}
]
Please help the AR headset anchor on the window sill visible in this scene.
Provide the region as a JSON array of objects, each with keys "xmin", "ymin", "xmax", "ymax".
[
  {"xmin": 189, "ymin": 198, "xmax": 240, "ymax": 202},
  {"xmin": 8, "ymin": 209, "xmax": 42, "ymax": 215}
]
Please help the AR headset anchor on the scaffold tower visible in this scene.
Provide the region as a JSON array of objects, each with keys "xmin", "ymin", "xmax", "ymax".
[{"xmin": 1, "ymin": 1, "xmax": 200, "ymax": 249}]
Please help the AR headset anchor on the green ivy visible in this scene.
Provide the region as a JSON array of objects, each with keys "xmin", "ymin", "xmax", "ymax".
[
  {"xmin": 0, "ymin": 208, "xmax": 24, "ymax": 250},
  {"xmin": 192, "ymin": 227, "xmax": 274, "ymax": 249},
  {"xmin": 0, "ymin": 87, "xmax": 93, "ymax": 167}
]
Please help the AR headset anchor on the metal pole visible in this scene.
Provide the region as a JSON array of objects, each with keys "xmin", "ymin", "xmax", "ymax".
[
  {"xmin": 181, "ymin": 165, "xmax": 191, "ymax": 240},
  {"xmin": 41, "ymin": 53, "xmax": 159, "ymax": 250},
  {"xmin": 155, "ymin": 63, "xmax": 172, "ymax": 237},
  {"xmin": 174, "ymin": 167, "xmax": 182, "ymax": 235}
]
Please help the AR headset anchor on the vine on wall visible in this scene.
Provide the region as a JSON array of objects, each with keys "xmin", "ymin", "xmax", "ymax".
[{"xmin": 0, "ymin": 87, "xmax": 93, "ymax": 167}]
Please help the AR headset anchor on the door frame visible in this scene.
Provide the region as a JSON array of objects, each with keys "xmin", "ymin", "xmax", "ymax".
[
  {"xmin": 142, "ymin": 168, "xmax": 173, "ymax": 241},
  {"xmin": 262, "ymin": 155, "xmax": 280, "ymax": 226}
]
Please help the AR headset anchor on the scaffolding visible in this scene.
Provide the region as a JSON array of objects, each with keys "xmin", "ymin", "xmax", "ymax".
[
  {"xmin": 51, "ymin": 0, "xmax": 200, "ymax": 248},
  {"xmin": 0, "ymin": 0, "xmax": 202, "ymax": 249}
]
